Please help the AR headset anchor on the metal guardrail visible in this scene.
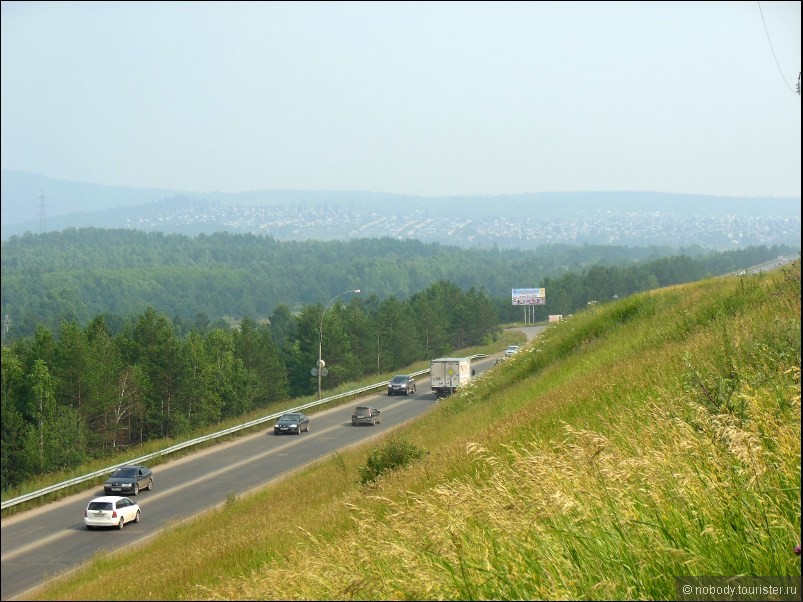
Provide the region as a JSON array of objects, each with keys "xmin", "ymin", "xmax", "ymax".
[{"xmin": 1, "ymin": 367, "xmax": 435, "ymax": 511}]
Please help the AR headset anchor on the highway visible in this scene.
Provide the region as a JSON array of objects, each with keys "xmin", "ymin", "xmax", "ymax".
[{"xmin": 1, "ymin": 328, "xmax": 545, "ymax": 601}]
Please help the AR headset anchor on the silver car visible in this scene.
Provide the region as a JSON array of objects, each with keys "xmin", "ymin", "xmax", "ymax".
[{"xmin": 387, "ymin": 375, "xmax": 416, "ymax": 396}]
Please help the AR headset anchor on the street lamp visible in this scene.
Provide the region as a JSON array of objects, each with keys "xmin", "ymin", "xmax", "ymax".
[{"xmin": 318, "ymin": 288, "xmax": 360, "ymax": 399}]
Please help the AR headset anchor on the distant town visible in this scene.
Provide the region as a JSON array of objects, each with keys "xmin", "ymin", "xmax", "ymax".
[
  {"xmin": 2, "ymin": 170, "xmax": 800, "ymax": 250},
  {"xmin": 121, "ymin": 201, "xmax": 801, "ymax": 250}
]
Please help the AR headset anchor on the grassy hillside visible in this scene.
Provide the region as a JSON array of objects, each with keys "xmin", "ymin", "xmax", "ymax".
[{"xmin": 29, "ymin": 264, "xmax": 801, "ymax": 600}]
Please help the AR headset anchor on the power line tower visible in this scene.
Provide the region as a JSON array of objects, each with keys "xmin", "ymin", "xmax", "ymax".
[{"xmin": 36, "ymin": 190, "xmax": 47, "ymax": 232}]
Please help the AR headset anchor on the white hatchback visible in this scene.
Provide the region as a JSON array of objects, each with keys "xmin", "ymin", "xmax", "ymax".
[{"xmin": 84, "ymin": 496, "xmax": 141, "ymax": 530}]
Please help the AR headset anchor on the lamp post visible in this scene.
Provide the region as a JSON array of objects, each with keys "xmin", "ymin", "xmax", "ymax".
[{"xmin": 318, "ymin": 288, "xmax": 360, "ymax": 399}]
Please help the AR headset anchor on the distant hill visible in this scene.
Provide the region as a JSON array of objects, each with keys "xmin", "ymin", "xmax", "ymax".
[{"xmin": 2, "ymin": 169, "xmax": 800, "ymax": 250}]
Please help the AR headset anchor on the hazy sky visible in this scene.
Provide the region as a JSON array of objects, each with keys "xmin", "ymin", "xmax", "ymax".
[{"xmin": 1, "ymin": 1, "xmax": 800, "ymax": 198}]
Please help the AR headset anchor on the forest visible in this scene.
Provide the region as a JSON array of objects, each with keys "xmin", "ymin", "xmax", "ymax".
[
  {"xmin": 1, "ymin": 227, "xmax": 794, "ymax": 341},
  {"xmin": 0, "ymin": 227, "xmax": 796, "ymax": 491}
]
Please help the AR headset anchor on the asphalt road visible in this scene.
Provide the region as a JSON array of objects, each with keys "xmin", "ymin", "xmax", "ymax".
[{"xmin": 1, "ymin": 328, "xmax": 546, "ymax": 601}]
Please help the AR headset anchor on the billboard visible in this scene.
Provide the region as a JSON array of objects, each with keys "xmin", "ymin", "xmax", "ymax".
[{"xmin": 512, "ymin": 288, "xmax": 546, "ymax": 305}]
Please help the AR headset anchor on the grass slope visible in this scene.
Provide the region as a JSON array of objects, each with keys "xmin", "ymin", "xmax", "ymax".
[{"xmin": 29, "ymin": 264, "xmax": 801, "ymax": 601}]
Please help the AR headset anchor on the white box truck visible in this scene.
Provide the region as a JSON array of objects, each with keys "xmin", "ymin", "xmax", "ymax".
[{"xmin": 430, "ymin": 356, "xmax": 472, "ymax": 398}]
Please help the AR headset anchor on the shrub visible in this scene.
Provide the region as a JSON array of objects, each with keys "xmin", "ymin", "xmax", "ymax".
[{"xmin": 358, "ymin": 437, "xmax": 427, "ymax": 485}]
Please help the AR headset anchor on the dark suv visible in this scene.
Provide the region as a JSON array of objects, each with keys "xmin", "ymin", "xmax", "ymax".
[
  {"xmin": 352, "ymin": 405, "xmax": 381, "ymax": 426},
  {"xmin": 387, "ymin": 374, "xmax": 416, "ymax": 396}
]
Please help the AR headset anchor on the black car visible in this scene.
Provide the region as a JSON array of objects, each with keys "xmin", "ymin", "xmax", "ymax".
[
  {"xmin": 352, "ymin": 405, "xmax": 381, "ymax": 426},
  {"xmin": 387, "ymin": 374, "xmax": 416, "ymax": 396},
  {"xmin": 104, "ymin": 465, "xmax": 153, "ymax": 496},
  {"xmin": 273, "ymin": 412, "xmax": 310, "ymax": 435}
]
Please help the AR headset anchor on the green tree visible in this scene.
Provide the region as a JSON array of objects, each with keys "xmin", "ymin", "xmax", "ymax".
[
  {"xmin": 368, "ymin": 297, "xmax": 404, "ymax": 372},
  {"xmin": 106, "ymin": 365, "xmax": 146, "ymax": 451},
  {"xmin": 459, "ymin": 287, "xmax": 499, "ymax": 347},
  {"xmin": 409, "ymin": 287, "xmax": 451, "ymax": 358},
  {"xmin": 267, "ymin": 306, "xmax": 306, "ymax": 399},
  {"xmin": 21, "ymin": 359, "xmax": 83, "ymax": 473},
  {"xmin": 1, "ymin": 347, "xmax": 28, "ymax": 489},
  {"xmin": 323, "ymin": 304, "xmax": 362, "ymax": 388},
  {"xmin": 183, "ymin": 331, "xmax": 225, "ymax": 428},
  {"xmin": 53, "ymin": 322, "xmax": 90, "ymax": 450},
  {"xmin": 132, "ymin": 307, "xmax": 186, "ymax": 439},
  {"xmin": 206, "ymin": 329, "xmax": 252, "ymax": 419},
  {"xmin": 233, "ymin": 317, "xmax": 289, "ymax": 407},
  {"xmin": 83, "ymin": 316, "xmax": 143, "ymax": 452},
  {"xmin": 24, "ymin": 359, "xmax": 56, "ymax": 472},
  {"xmin": 412, "ymin": 281, "xmax": 463, "ymax": 356}
]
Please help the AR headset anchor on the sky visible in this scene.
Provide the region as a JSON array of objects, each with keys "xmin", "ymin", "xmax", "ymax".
[{"xmin": 1, "ymin": 1, "xmax": 800, "ymax": 198}]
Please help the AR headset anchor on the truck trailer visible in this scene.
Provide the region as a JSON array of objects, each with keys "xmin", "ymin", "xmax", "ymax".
[{"xmin": 430, "ymin": 356, "xmax": 472, "ymax": 398}]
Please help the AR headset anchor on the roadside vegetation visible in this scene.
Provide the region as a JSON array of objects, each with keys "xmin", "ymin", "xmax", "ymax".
[
  {"xmin": 0, "ymin": 330, "xmax": 525, "ymax": 516},
  {"xmin": 24, "ymin": 263, "xmax": 801, "ymax": 600},
  {"xmin": 0, "ymin": 280, "xmax": 502, "ymax": 495}
]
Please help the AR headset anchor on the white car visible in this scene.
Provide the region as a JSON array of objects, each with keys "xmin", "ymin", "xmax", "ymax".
[
  {"xmin": 504, "ymin": 345, "xmax": 520, "ymax": 357},
  {"xmin": 84, "ymin": 496, "xmax": 141, "ymax": 530}
]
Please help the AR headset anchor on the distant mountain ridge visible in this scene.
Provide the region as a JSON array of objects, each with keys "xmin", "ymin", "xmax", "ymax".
[{"xmin": 2, "ymin": 169, "xmax": 800, "ymax": 250}]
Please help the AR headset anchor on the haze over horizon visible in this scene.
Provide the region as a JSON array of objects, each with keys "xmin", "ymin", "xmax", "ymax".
[{"xmin": 2, "ymin": 1, "xmax": 801, "ymax": 200}]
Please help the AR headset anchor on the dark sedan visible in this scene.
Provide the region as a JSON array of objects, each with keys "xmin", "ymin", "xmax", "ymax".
[
  {"xmin": 273, "ymin": 412, "xmax": 310, "ymax": 435},
  {"xmin": 104, "ymin": 465, "xmax": 153, "ymax": 496}
]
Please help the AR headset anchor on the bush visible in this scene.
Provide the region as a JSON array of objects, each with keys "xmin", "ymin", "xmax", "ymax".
[{"xmin": 358, "ymin": 437, "xmax": 427, "ymax": 485}]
